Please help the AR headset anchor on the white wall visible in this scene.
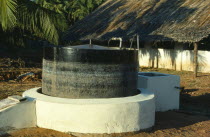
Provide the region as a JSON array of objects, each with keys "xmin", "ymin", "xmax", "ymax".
[
  {"xmin": 139, "ymin": 45, "xmax": 210, "ymax": 73},
  {"xmin": 23, "ymin": 88, "xmax": 155, "ymax": 134}
]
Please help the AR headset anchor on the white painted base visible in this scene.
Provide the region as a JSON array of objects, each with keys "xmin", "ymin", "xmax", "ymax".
[
  {"xmin": 138, "ymin": 72, "xmax": 180, "ymax": 112},
  {"xmin": 0, "ymin": 100, "xmax": 36, "ymax": 130},
  {"xmin": 23, "ymin": 88, "xmax": 155, "ymax": 134}
]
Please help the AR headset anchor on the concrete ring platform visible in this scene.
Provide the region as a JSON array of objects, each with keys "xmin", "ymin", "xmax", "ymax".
[{"xmin": 23, "ymin": 88, "xmax": 155, "ymax": 134}]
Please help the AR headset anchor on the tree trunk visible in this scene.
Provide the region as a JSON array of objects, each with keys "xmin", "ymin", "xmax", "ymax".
[{"xmin": 193, "ymin": 42, "xmax": 198, "ymax": 78}]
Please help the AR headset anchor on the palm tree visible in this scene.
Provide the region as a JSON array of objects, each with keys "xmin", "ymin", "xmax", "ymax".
[
  {"xmin": 0, "ymin": 0, "xmax": 105, "ymax": 46},
  {"xmin": 36, "ymin": 0, "xmax": 105, "ymax": 25},
  {"xmin": 70, "ymin": 0, "xmax": 105, "ymax": 23},
  {"xmin": 0, "ymin": 0, "xmax": 67, "ymax": 45}
]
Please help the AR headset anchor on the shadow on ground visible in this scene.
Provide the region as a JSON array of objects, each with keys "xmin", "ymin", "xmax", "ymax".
[
  {"xmin": 154, "ymin": 111, "xmax": 209, "ymax": 131},
  {"xmin": 181, "ymin": 92, "xmax": 210, "ymax": 115}
]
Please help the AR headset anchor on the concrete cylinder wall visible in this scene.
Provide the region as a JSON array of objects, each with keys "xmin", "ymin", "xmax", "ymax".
[{"xmin": 23, "ymin": 88, "xmax": 155, "ymax": 134}]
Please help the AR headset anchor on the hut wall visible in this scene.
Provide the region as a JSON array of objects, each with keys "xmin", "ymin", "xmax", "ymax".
[{"xmin": 139, "ymin": 45, "xmax": 210, "ymax": 73}]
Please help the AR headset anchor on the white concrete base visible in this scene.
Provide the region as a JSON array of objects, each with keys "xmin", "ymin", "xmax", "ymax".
[
  {"xmin": 23, "ymin": 88, "xmax": 155, "ymax": 134},
  {"xmin": 138, "ymin": 72, "xmax": 180, "ymax": 112},
  {"xmin": 0, "ymin": 100, "xmax": 36, "ymax": 131}
]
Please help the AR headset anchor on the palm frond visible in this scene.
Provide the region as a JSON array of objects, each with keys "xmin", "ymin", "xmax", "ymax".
[
  {"xmin": 17, "ymin": 0, "xmax": 63, "ymax": 45},
  {"xmin": 0, "ymin": 0, "xmax": 17, "ymax": 30}
]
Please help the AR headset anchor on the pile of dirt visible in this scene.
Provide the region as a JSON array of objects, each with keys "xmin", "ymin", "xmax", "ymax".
[
  {"xmin": 0, "ymin": 68, "xmax": 42, "ymax": 82},
  {"xmin": 0, "ymin": 58, "xmax": 25, "ymax": 68}
]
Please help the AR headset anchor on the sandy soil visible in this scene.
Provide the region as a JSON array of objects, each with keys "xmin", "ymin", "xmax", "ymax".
[
  {"xmin": 131, "ymin": 111, "xmax": 210, "ymax": 137},
  {"xmin": 2, "ymin": 128, "xmax": 74, "ymax": 137}
]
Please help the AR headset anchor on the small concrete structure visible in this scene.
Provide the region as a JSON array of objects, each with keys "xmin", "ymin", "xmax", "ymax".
[
  {"xmin": 138, "ymin": 72, "xmax": 180, "ymax": 112},
  {"xmin": 23, "ymin": 87, "xmax": 155, "ymax": 134},
  {"xmin": 0, "ymin": 71, "xmax": 181, "ymax": 134},
  {"xmin": 0, "ymin": 99, "xmax": 36, "ymax": 132}
]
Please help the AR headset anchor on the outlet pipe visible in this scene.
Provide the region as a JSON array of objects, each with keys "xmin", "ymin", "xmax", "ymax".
[{"xmin": 108, "ymin": 37, "xmax": 123, "ymax": 48}]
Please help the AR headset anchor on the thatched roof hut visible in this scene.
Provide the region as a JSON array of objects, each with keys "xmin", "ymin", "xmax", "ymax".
[{"xmin": 64, "ymin": 0, "xmax": 210, "ymax": 43}]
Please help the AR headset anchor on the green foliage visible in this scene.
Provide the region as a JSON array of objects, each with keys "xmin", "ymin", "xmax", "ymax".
[
  {"xmin": 0, "ymin": 0, "xmax": 105, "ymax": 47},
  {"xmin": 0, "ymin": 0, "xmax": 67, "ymax": 45},
  {"xmin": 17, "ymin": 0, "xmax": 67, "ymax": 45},
  {"xmin": 0, "ymin": 0, "xmax": 17, "ymax": 30},
  {"xmin": 36, "ymin": 0, "xmax": 106, "ymax": 25}
]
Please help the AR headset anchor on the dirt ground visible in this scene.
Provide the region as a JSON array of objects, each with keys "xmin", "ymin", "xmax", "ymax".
[
  {"xmin": 2, "ymin": 112, "xmax": 210, "ymax": 137},
  {"xmin": 0, "ymin": 67, "xmax": 210, "ymax": 137},
  {"xmin": 0, "ymin": 68, "xmax": 41, "ymax": 100}
]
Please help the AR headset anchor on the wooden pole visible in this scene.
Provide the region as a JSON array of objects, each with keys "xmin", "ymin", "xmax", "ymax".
[
  {"xmin": 193, "ymin": 42, "xmax": 198, "ymax": 78},
  {"xmin": 137, "ymin": 35, "xmax": 140, "ymax": 50},
  {"xmin": 137, "ymin": 34, "xmax": 140, "ymax": 70},
  {"xmin": 89, "ymin": 39, "xmax": 92, "ymax": 45}
]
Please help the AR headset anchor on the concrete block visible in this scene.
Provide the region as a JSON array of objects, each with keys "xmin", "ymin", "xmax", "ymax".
[
  {"xmin": 138, "ymin": 72, "xmax": 180, "ymax": 112},
  {"xmin": 0, "ymin": 100, "xmax": 36, "ymax": 131}
]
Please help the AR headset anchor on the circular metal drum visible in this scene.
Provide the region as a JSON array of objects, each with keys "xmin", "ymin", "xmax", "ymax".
[{"xmin": 42, "ymin": 45, "xmax": 139, "ymax": 98}]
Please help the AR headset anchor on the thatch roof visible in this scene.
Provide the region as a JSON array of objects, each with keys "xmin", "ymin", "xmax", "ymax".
[{"xmin": 64, "ymin": 0, "xmax": 210, "ymax": 43}]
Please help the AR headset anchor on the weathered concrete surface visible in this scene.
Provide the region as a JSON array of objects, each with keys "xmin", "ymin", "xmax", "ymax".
[
  {"xmin": 42, "ymin": 45, "xmax": 139, "ymax": 98},
  {"xmin": 0, "ymin": 100, "xmax": 36, "ymax": 131},
  {"xmin": 0, "ymin": 98, "xmax": 18, "ymax": 110},
  {"xmin": 138, "ymin": 72, "xmax": 180, "ymax": 112},
  {"xmin": 23, "ymin": 87, "xmax": 155, "ymax": 134}
]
